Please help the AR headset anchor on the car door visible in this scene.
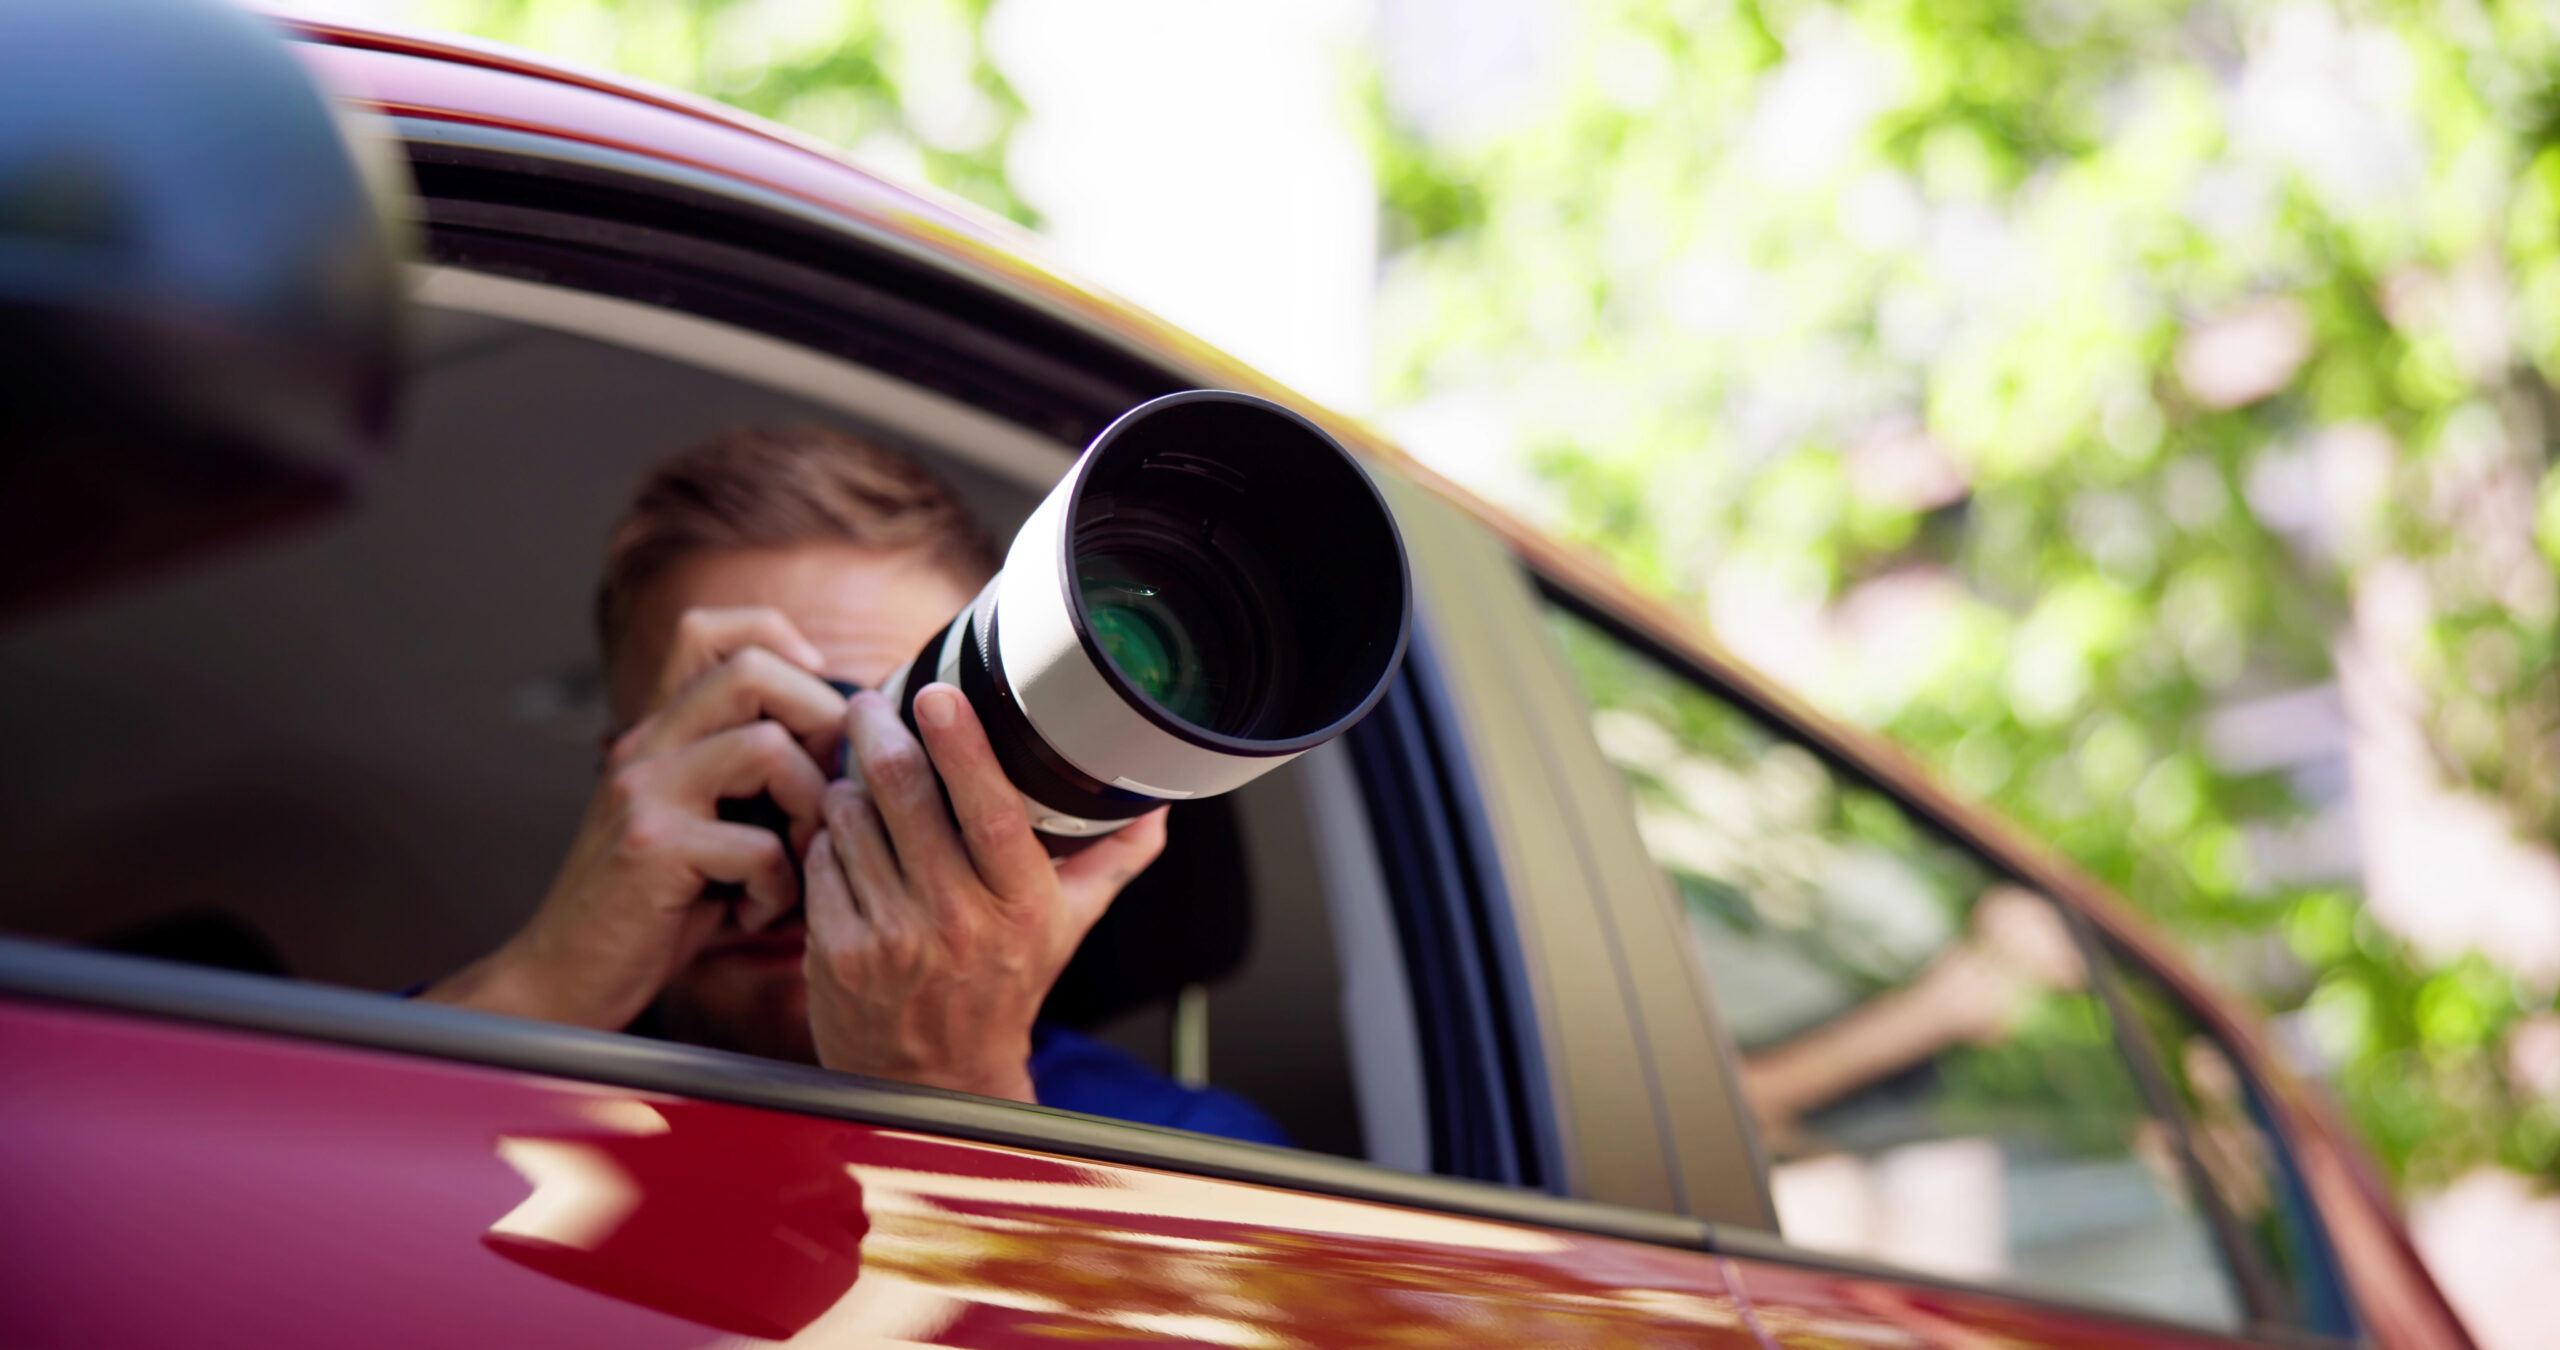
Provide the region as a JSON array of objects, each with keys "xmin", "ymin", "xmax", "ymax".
[
  {"xmin": 1, "ymin": 19, "xmax": 1762, "ymax": 1346},
  {"xmin": 1, "ymin": 942, "xmax": 1763, "ymax": 1346}
]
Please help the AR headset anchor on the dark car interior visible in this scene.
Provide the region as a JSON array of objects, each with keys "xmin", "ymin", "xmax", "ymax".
[{"xmin": 0, "ymin": 296, "xmax": 1406, "ymax": 1162}]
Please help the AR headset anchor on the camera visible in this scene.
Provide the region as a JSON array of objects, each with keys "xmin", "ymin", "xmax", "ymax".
[{"xmin": 880, "ymin": 389, "xmax": 1410, "ymax": 839}]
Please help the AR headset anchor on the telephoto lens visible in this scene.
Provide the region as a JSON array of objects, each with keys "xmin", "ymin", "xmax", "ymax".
[{"xmin": 879, "ymin": 390, "xmax": 1410, "ymax": 841}]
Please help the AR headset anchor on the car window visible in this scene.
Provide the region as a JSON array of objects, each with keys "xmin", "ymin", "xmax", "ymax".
[
  {"xmin": 1540, "ymin": 601, "xmax": 2248, "ymax": 1330},
  {"xmin": 2108, "ymin": 950, "xmax": 2358, "ymax": 1339},
  {"xmin": 0, "ymin": 294, "xmax": 1417, "ymax": 1169}
]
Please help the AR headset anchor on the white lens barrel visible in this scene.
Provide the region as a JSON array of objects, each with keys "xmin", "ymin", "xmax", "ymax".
[
  {"xmin": 994, "ymin": 480, "xmax": 1301, "ymax": 803},
  {"xmin": 886, "ymin": 390, "xmax": 1409, "ymax": 840}
]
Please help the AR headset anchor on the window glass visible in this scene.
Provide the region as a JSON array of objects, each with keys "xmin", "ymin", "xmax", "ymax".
[
  {"xmin": 1543, "ymin": 603, "xmax": 2245, "ymax": 1328},
  {"xmin": 2109, "ymin": 952, "xmax": 2357, "ymax": 1338}
]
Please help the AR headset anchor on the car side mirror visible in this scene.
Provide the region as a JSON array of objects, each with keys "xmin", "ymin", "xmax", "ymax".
[{"xmin": 0, "ymin": 0, "xmax": 405, "ymax": 620}]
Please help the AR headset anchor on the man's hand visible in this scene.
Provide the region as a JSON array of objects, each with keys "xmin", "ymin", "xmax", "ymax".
[
  {"xmin": 422, "ymin": 607, "xmax": 849, "ymax": 1030},
  {"xmin": 803, "ymin": 685, "xmax": 1167, "ymax": 1102}
]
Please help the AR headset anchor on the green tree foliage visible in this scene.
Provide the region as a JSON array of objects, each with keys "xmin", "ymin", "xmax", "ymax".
[
  {"xmin": 404, "ymin": 0, "xmax": 1032, "ymax": 222},
  {"xmin": 1371, "ymin": 0, "xmax": 2560, "ymax": 1193}
]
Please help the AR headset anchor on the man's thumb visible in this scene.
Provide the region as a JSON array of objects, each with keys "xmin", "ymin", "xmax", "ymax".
[{"xmin": 1053, "ymin": 808, "xmax": 1168, "ymax": 913}]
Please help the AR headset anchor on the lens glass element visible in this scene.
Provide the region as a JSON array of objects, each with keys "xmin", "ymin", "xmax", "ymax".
[{"xmin": 1076, "ymin": 551, "xmax": 1226, "ymax": 728}]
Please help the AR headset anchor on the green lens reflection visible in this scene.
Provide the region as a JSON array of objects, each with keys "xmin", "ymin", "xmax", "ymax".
[{"xmin": 1077, "ymin": 553, "xmax": 1222, "ymax": 727}]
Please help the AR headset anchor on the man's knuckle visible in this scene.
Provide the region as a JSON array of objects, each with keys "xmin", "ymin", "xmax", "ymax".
[
  {"xmin": 726, "ymin": 644, "xmax": 780, "ymax": 688},
  {"xmin": 964, "ymin": 803, "xmax": 1027, "ymax": 846},
  {"xmin": 987, "ymin": 937, "xmax": 1035, "ymax": 981},
  {"xmin": 603, "ymin": 765, "xmax": 651, "ymax": 812},
  {"xmin": 870, "ymin": 744, "xmax": 929, "ymax": 794},
  {"xmin": 743, "ymin": 720, "xmax": 798, "ymax": 767},
  {"xmin": 616, "ymin": 807, "xmax": 672, "ymax": 858}
]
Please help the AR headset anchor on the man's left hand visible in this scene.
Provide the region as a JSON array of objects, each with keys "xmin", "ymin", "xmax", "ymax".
[{"xmin": 802, "ymin": 685, "xmax": 1167, "ymax": 1102}]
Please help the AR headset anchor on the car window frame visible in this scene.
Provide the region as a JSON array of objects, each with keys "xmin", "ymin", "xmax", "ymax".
[
  {"xmin": 0, "ymin": 100, "xmax": 1741, "ymax": 1262},
  {"xmin": 1342, "ymin": 640, "xmax": 1563, "ymax": 1188},
  {"xmin": 1522, "ymin": 566, "xmax": 2363, "ymax": 1345},
  {"xmin": 413, "ymin": 110, "xmax": 1656, "ymax": 1185},
  {"xmin": 380, "ymin": 80, "xmax": 1717, "ymax": 1215},
  {"xmin": 397, "ymin": 115, "xmax": 1587, "ymax": 1185}
]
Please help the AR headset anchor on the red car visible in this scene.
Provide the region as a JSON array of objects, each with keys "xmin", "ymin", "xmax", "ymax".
[{"xmin": 0, "ymin": 5, "xmax": 2475, "ymax": 1348}]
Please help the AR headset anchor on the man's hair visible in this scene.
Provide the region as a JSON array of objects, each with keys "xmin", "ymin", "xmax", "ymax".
[{"xmin": 595, "ymin": 424, "xmax": 1000, "ymax": 660}]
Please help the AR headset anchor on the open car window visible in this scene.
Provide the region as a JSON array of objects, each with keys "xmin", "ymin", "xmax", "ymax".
[
  {"xmin": 1538, "ymin": 599, "xmax": 2255, "ymax": 1331},
  {"xmin": 0, "ymin": 269, "xmax": 1424, "ymax": 1171}
]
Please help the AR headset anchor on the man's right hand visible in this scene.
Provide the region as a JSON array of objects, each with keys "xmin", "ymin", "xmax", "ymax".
[{"xmin": 421, "ymin": 607, "xmax": 849, "ymax": 1030}]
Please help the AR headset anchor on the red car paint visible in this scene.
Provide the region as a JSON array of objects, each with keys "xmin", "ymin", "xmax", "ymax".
[
  {"xmin": 1725, "ymin": 1255, "xmax": 2253, "ymax": 1350},
  {"xmin": 0, "ymin": 1000, "xmax": 1765, "ymax": 1348}
]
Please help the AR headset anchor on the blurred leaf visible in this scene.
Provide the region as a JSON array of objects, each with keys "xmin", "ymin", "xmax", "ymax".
[{"xmin": 406, "ymin": 0, "xmax": 1034, "ymax": 224}]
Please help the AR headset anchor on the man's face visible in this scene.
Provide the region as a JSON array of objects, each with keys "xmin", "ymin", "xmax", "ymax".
[{"xmin": 614, "ymin": 544, "xmax": 980, "ymax": 1062}]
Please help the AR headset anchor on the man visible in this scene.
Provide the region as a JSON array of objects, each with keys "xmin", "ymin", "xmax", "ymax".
[{"xmin": 424, "ymin": 425, "xmax": 1281, "ymax": 1143}]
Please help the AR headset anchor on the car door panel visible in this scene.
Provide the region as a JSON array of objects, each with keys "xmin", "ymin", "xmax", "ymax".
[{"xmin": 0, "ymin": 993, "xmax": 1771, "ymax": 1347}]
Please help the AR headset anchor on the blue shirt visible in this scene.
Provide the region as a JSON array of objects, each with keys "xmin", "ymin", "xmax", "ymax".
[{"xmin": 1028, "ymin": 1021, "xmax": 1290, "ymax": 1146}]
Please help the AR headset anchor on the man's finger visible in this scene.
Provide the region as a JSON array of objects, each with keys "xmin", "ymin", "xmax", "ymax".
[
  {"xmin": 1054, "ymin": 806, "xmax": 1169, "ymax": 929},
  {"xmin": 650, "ymin": 606, "xmax": 827, "ymax": 713},
  {"xmin": 618, "ymin": 646, "xmax": 850, "ymax": 765},
  {"xmin": 843, "ymin": 691, "xmax": 972, "ymax": 899},
  {"xmin": 910, "ymin": 683, "xmax": 1053, "ymax": 903},
  {"xmin": 820, "ymin": 778, "xmax": 903, "ymax": 917},
  {"xmin": 802, "ymin": 825, "xmax": 867, "ymax": 960},
  {"xmin": 822, "ymin": 777, "xmax": 934, "ymax": 967},
  {"xmin": 679, "ymin": 818, "xmax": 800, "ymax": 933},
  {"xmin": 661, "ymin": 721, "xmax": 830, "ymax": 849}
]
